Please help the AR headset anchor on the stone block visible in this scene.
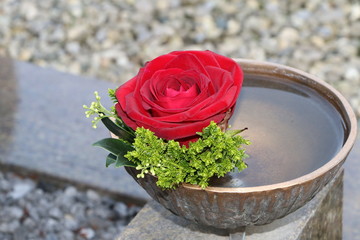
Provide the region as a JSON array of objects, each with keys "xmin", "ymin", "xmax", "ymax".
[{"xmin": 118, "ymin": 169, "xmax": 343, "ymax": 240}]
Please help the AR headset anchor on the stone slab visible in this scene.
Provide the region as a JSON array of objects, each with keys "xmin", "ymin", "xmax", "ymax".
[
  {"xmin": 343, "ymin": 130, "xmax": 360, "ymax": 239},
  {"xmin": 118, "ymin": 168, "xmax": 343, "ymax": 240},
  {"xmin": 0, "ymin": 57, "xmax": 149, "ymax": 204}
]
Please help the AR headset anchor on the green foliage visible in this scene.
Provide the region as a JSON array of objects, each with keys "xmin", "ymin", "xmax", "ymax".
[
  {"xmin": 125, "ymin": 122, "xmax": 250, "ymax": 189},
  {"xmin": 85, "ymin": 91, "xmax": 250, "ymax": 190},
  {"xmin": 108, "ymin": 88, "xmax": 118, "ymax": 104},
  {"xmin": 93, "ymin": 138, "xmax": 136, "ymax": 167},
  {"xmin": 101, "ymin": 117, "xmax": 134, "ymax": 143},
  {"xmin": 83, "ymin": 91, "xmax": 135, "ymax": 141},
  {"xmin": 106, "ymin": 153, "xmax": 117, "ymax": 167},
  {"xmin": 83, "ymin": 91, "xmax": 116, "ymax": 128}
]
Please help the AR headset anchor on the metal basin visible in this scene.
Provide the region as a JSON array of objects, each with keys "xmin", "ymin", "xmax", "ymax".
[{"xmin": 125, "ymin": 59, "xmax": 358, "ymax": 229}]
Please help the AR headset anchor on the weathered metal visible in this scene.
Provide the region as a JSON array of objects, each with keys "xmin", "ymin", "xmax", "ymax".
[{"xmin": 125, "ymin": 59, "xmax": 358, "ymax": 229}]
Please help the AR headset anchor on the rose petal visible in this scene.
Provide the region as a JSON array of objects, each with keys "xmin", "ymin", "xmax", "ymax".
[
  {"xmin": 152, "ymin": 67, "xmax": 237, "ymax": 122},
  {"xmin": 115, "ymin": 103, "xmax": 138, "ymax": 129},
  {"xmin": 138, "ymin": 54, "xmax": 177, "ymax": 83},
  {"xmin": 140, "ymin": 68, "xmax": 184, "ymax": 103},
  {"xmin": 164, "ymin": 53, "xmax": 209, "ymax": 77},
  {"xmin": 195, "ymin": 86, "xmax": 238, "ymax": 119},
  {"xmin": 142, "ymin": 70, "xmax": 212, "ymax": 117},
  {"xmin": 212, "ymin": 52, "xmax": 241, "ymax": 73},
  {"xmin": 170, "ymin": 50, "xmax": 220, "ymax": 68},
  {"xmin": 115, "ymin": 76, "xmax": 137, "ymax": 110},
  {"xmin": 157, "ymin": 84, "xmax": 199, "ymax": 108}
]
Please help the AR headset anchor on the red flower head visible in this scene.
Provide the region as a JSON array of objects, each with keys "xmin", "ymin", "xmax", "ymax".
[{"xmin": 115, "ymin": 50, "xmax": 243, "ymax": 145}]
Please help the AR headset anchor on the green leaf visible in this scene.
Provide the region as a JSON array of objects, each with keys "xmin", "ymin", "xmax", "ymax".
[
  {"xmin": 93, "ymin": 138, "xmax": 133, "ymax": 156},
  {"xmin": 115, "ymin": 154, "xmax": 136, "ymax": 167},
  {"xmin": 106, "ymin": 153, "xmax": 117, "ymax": 167},
  {"xmin": 108, "ymin": 88, "xmax": 118, "ymax": 103},
  {"xmin": 225, "ymin": 127, "xmax": 248, "ymax": 137},
  {"xmin": 225, "ymin": 129, "xmax": 242, "ymax": 137},
  {"xmin": 101, "ymin": 117, "xmax": 134, "ymax": 143}
]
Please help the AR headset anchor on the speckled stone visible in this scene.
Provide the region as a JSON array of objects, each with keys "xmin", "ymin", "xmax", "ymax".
[
  {"xmin": 343, "ymin": 131, "xmax": 360, "ymax": 239},
  {"xmin": 117, "ymin": 169, "xmax": 344, "ymax": 240},
  {"xmin": 0, "ymin": 57, "xmax": 149, "ymax": 204}
]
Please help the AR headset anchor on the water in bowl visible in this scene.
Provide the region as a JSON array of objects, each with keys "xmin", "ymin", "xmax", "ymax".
[{"xmin": 209, "ymin": 74, "xmax": 346, "ymax": 188}]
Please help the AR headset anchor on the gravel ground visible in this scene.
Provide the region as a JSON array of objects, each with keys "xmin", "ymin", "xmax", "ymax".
[
  {"xmin": 0, "ymin": 0, "xmax": 359, "ymax": 239},
  {"xmin": 0, "ymin": 171, "xmax": 140, "ymax": 240}
]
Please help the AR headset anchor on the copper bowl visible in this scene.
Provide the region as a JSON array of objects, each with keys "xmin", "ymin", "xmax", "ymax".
[{"xmin": 125, "ymin": 59, "xmax": 358, "ymax": 229}]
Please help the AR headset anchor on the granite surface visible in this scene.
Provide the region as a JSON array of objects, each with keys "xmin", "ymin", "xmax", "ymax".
[
  {"xmin": 343, "ymin": 133, "xmax": 360, "ymax": 239},
  {"xmin": 0, "ymin": 57, "xmax": 149, "ymax": 204},
  {"xmin": 117, "ymin": 169, "xmax": 343, "ymax": 240}
]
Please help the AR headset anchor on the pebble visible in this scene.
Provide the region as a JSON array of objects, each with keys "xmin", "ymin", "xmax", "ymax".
[
  {"xmin": 67, "ymin": 25, "xmax": 88, "ymax": 41},
  {"xmin": 345, "ymin": 67, "xmax": 360, "ymax": 83},
  {"xmin": 64, "ymin": 186, "xmax": 77, "ymax": 197},
  {"xmin": 49, "ymin": 207, "xmax": 63, "ymax": 219},
  {"xmin": 226, "ymin": 19, "xmax": 241, "ymax": 35},
  {"xmin": 0, "ymin": 171, "xmax": 139, "ymax": 240},
  {"xmin": 350, "ymin": 4, "xmax": 360, "ymax": 21},
  {"xmin": 9, "ymin": 181, "xmax": 35, "ymax": 199},
  {"xmin": 79, "ymin": 227, "xmax": 96, "ymax": 239},
  {"xmin": 6, "ymin": 206, "xmax": 23, "ymax": 219},
  {"xmin": 65, "ymin": 42, "xmax": 80, "ymax": 54},
  {"xmin": 20, "ymin": 2, "xmax": 39, "ymax": 21},
  {"xmin": 114, "ymin": 202, "xmax": 129, "ymax": 218},
  {"xmin": 278, "ymin": 27, "xmax": 300, "ymax": 50}
]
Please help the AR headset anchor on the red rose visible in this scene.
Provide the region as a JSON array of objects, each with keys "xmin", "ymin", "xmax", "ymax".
[{"xmin": 115, "ymin": 50, "xmax": 243, "ymax": 145}]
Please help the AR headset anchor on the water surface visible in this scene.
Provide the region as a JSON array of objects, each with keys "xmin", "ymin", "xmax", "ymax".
[{"xmin": 210, "ymin": 75, "xmax": 345, "ymax": 187}]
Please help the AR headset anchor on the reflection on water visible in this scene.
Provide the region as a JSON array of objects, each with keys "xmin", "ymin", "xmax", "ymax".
[{"xmin": 209, "ymin": 74, "xmax": 345, "ymax": 187}]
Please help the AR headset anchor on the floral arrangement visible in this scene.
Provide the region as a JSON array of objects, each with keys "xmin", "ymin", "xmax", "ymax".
[{"xmin": 84, "ymin": 50, "xmax": 250, "ymax": 189}]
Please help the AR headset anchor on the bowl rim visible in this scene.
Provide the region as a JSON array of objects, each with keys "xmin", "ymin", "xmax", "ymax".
[{"xmin": 182, "ymin": 59, "xmax": 358, "ymax": 193}]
